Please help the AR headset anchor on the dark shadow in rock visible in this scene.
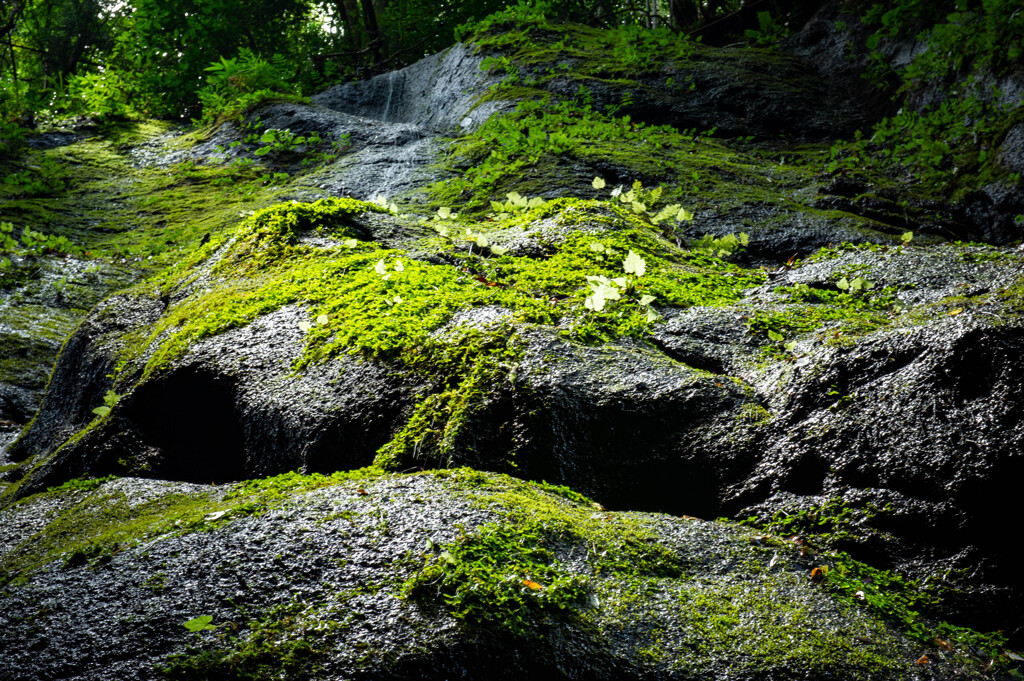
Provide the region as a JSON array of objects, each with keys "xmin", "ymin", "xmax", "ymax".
[
  {"xmin": 627, "ymin": 457, "xmax": 721, "ymax": 520},
  {"xmin": 781, "ymin": 452, "xmax": 829, "ymax": 496},
  {"xmin": 118, "ymin": 367, "xmax": 246, "ymax": 484}
]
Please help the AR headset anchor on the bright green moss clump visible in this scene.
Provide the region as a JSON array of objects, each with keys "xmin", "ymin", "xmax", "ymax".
[
  {"xmin": 404, "ymin": 469, "xmax": 686, "ymax": 637},
  {"xmin": 110, "ymin": 197, "xmax": 764, "ymax": 469}
]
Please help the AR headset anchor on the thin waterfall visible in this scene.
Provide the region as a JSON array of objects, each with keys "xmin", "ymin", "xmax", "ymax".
[{"xmin": 381, "ymin": 71, "xmax": 399, "ymax": 123}]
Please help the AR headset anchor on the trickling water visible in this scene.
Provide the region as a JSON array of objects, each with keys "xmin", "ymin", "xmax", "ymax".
[
  {"xmin": 381, "ymin": 71, "xmax": 400, "ymax": 123},
  {"xmin": 368, "ymin": 125, "xmax": 429, "ymax": 199}
]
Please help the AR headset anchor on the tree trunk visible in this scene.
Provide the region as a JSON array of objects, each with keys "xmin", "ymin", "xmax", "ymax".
[
  {"xmin": 342, "ymin": 0, "xmax": 361, "ymax": 47},
  {"xmin": 359, "ymin": 0, "xmax": 381, "ymax": 61}
]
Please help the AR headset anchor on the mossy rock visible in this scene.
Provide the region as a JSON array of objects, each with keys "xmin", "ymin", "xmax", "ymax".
[{"xmin": 0, "ymin": 470, "xmax": 1010, "ymax": 680}]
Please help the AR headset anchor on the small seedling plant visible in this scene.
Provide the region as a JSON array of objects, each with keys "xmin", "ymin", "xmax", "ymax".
[{"xmin": 583, "ymin": 247, "xmax": 659, "ymax": 322}]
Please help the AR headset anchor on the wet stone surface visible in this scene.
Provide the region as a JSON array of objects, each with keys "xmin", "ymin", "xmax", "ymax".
[{"xmin": 1, "ymin": 13, "xmax": 1023, "ymax": 680}]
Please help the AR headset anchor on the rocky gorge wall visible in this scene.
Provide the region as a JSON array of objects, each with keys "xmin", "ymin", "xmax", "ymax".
[{"xmin": 1, "ymin": 3, "xmax": 1023, "ymax": 679}]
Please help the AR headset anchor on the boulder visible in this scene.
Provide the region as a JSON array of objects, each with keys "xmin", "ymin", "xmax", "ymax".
[{"xmin": 0, "ymin": 471, "xmax": 1001, "ymax": 680}]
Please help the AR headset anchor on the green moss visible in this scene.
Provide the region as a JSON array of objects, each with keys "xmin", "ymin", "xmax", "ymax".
[
  {"xmin": 399, "ymin": 469, "xmax": 992, "ymax": 676},
  {"xmin": 648, "ymin": 581, "xmax": 901, "ymax": 676},
  {"xmin": 157, "ymin": 601, "xmax": 335, "ymax": 681},
  {"xmin": 740, "ymin": 497, "xmax": 1009, "ymax": 664},
  {"xmin": 100, "ymin": 196, "xmax": 766, "ymax": 468},
  {"xmin": 0, "ymin": 468, "xmax": 384, "ymax": 584},
  {"xmin": 738, "ymin": 403, "xmax": 771, "ymax": 426},
  {"xmin": 747, "ymin": 277, "xmax": 904, "ymax": 351},
  {"xmin": 403, "ymin": 469, "xmax": 685, "ymax": 637},
  {"xmin": 0, "ymin": 486, "xmax": 223, "ymax": 583},
  {"xmin": 741, "ymin": 497, "xmax": 893, "ymax": 551},
  {"xmin": 0, "ymin": 119, "xmax": 306, "ymax": 286},
  {"xmin": 823, "ymin": 556, "xmax": 1007, "ymax": 659},
  {"xmin": 1001, "ymin": 273, "xmax": 1024, "ymax": 313},
  {"xmin": 468, "ymin": 17, "xmax": 696, "ymax": 79},
  {"xmin": 44, "ymin": 475, "xmax": 120, "ymax": 494},
  {"xmin": 223, "ymin": 466, "xmax": 385, "ymax": 503}
]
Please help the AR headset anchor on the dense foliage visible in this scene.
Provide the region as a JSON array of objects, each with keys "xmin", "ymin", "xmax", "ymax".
[
  {"xmin": 2, "ymin": 0, "xmax": 1024, "ymax": 203},
  {"xmin": 0, "ymin": 0, "xmax": 826, "ymax": 124}
]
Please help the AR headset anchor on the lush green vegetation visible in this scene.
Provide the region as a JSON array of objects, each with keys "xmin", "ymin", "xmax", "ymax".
[
  {"xmin": 2, "ymin": 2, "xmax": 1024, "ymax": 675},
  {"xmin": 827, "ymin": 0, "xmax": 1024, "ymax": 199},
  {"xmin": 0, "ymin": 0, "xmax": 792, "ymax": 127}
]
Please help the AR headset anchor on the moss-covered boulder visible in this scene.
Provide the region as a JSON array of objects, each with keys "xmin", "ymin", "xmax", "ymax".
[
  {"xmin": 3, "ymin": 10, "xmax": 1024, "ymax": 678},
  {"xmin": 0, "ymin": 470, "xmax": 1006, "ymax": 680},
  {"xmin": 7, "ymin": 189, "xmax": 1024, "ymax": 643}
]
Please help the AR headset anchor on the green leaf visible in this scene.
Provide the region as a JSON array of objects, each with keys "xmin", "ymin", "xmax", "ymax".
[
  {"xmin": 316, "ymin": 314, "xmax": 329, "ymax": 325},
  {"xmin": 298, "ymin": 321, "xmax": 313, "ymax": 332},
  {"xmin": 437, "ymin": 206, "xmax": 452, "ymax": 220},
  {"xmin": 589, "ymin": 242, "xmax": 606, "ymax": 252},
  {"xmin": 92, "ymin": 406, "xmax": 111, "ymax": 417},
  {"xmin": 768, "ymin": 330, "xmax": 785, "ymax": 342},
  {"xmin": 678, "ymin": 207, "xmax": 694, "ymax": 222},
  {"xmin": 476, "ymin": 235, "xmax": 489, "ymax": 248},
  {"xmin": 783, "ymin": 341, "xmax": 797, "ymax": 352},
  {"xmin": 184, "ymin": 615, "xmax": 216, "ymax": 632},
  {"xmin": 836, "ymin": 277, "xmax": 850, "ymax": 291},
  {"xmin": 900, "ymin": 231, "xmax": 914, "ymax": 244},
  {"xmin": 490, "ymin": 245, "xmax": 509, "ymax": 255},
  {"xmin": 592, "ymin": 176, "xmax": 606, "ymax": 190},
  {"xmin": 645, "ymin": 307, "xmax": 660, "ymax": 322},
  {"xmin": 623, "ymin": 250, "xmax": 646, "ymax": 277},
  {"xmin": 374, "ymin": 260, "xmax": 387, "ymax": 276}
]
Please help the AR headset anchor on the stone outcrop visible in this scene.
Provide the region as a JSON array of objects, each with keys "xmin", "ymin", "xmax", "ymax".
[{"xmin": 2, "ymin": 9, "xmax": 1023, "ymax": 679}]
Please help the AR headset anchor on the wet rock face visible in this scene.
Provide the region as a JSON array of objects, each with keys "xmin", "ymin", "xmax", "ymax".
[
  {"xmin": 312, "ymin": 43, "xmax": 504, "ymax": 134},
  {"xmin": 3, "ymin": 15, "xmax": 1024, "ymax": 677},
  {"xmin": 0, "ymin": 473, "xmax": 981, "ymax": 681},
  {"xmin": 8, "ymin": 193, "xmax": 1023, "ymax": 642},
  {"xmin": 8, "ymin": 297, "xmax": 418, "ymax": 493},
  {"xmin": 0, "ymin": 259, "xmax": 137, "ymax": 431},
  {"xmin": 547, "ymin": 46, "xmax": 873, "ymax": 140}
]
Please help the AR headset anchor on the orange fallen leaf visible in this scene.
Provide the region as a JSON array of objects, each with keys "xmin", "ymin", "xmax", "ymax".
[
  {"xmin": 356, "ymin": 489, "xmax": 368, "ymax": 496},
  {"xmin": 810, "ymin": 567, "xmax": 825, "ymax": 582},
  {"xmin": 915, "ymin": 654, "xmax": 930, "ymax": 665},
  {"xmin": 934, "ymin": 638, "xmax": 952, "ymax": 652},
  {"xmin": 522, "ymin": 580, "xmax": 542, "ymax": 590}
]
